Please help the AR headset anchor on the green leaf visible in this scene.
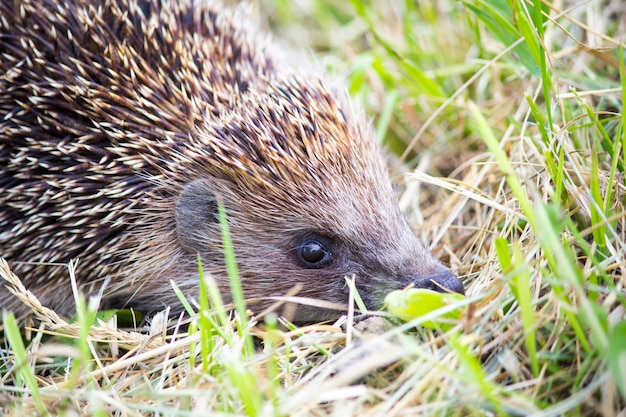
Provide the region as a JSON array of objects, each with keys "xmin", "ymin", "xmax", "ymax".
[{"xmin": 385, "ymin": 288, "xmax": 465, "ymax": 330}]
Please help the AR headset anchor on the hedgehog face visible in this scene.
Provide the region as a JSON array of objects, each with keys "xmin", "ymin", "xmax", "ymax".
[
  {"xmin": 162, "ymin": 78, "xmax": 465, "ymax": 322},
  {"xmin": 173, "ymin": 170, "xmax": 463, "ymax": 323}
]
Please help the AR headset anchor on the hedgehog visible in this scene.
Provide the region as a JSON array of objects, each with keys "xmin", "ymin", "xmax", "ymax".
[{"xmin": 0, "ymin": 0, "xmax": 464, "ymax": 322}]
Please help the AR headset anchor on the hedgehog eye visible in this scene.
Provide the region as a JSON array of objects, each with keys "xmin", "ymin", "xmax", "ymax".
[{"xmin": 298, "ymin": 239, "xmax": 331, "ymax": 268}]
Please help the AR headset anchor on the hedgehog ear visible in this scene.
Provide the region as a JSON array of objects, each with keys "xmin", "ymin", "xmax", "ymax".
[{"xmin": 175, "ymin": 179, "xmax": 220, "ymax": 253}]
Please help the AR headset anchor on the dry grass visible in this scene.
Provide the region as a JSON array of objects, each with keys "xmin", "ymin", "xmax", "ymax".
[{"xmin": 2, "ymin": 0, "xmax": 626, "ymax": 416}]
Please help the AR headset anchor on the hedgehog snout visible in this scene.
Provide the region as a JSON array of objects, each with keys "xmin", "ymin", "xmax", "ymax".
[{"xmin": 412, "ymin": 270, "xmax": 465, "ymax": 295}]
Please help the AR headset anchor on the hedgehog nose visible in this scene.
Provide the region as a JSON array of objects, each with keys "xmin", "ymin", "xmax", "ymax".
[{"xmin": 414, "ymin": 270, "xmax": 465, "ymax": 295}]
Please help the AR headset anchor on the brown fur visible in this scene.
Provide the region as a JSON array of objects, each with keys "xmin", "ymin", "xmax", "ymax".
[{"xmin": 0, "ymin": 0, "xmax": 463, "ymax": 322}]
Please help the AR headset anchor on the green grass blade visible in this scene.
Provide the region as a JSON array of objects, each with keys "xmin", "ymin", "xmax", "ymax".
[
  {"xmin": 3, "ymin": 312, "xmax": 49, "ymax": 416},
  {"xmin": 196, "ymin": 255, "xmax": 214, "ymax": 374},
  {"xmin": 217, "ymin": 201, "xmax": 254, "ymax": 356},
  {"xmin": 495, "ymin": 239, "xmax": 538, "ymax": 376},
  {"xmin": 589, "ymin": 145, "xmax": 607, "ymax": 249},
  {"xmin": 534, "ymin": 204, "xmax": 608, "ymax": 351},
  {"xmin": 462, "ymin": 0, "xmax": 539, "ymax": 74},
  {"xmin": 621, "ymin": 46, "xmax": 626, "ymax": 184},
  {"xmin": 450, "ymin": 335, "xmax": 505, "ymax": 416},
  {"xmin": 468, "ymin": 101, "xmax": 536, "ymax": 230},
  {"xmin": 608, "ymin": 321, "xmax": 626, "ymax": 399}
]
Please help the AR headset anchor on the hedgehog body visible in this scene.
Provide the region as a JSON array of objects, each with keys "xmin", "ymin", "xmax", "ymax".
[{"xmin": 0, "ymin": 0, "xmax": 463, "ymax": 321}]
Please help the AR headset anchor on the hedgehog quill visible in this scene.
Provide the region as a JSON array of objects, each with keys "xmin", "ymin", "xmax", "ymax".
[{"xmin": 0, "ymin": 0, "xmax": 464, "ymax": 322}]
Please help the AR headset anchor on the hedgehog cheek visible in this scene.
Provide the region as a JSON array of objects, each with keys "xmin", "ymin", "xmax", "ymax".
[{"xmin": 175, "ymin": 178, "xmax": 221, "ymax": 253}]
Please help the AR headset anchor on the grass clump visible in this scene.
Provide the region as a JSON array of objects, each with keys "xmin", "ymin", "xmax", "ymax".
[{"xmin": 2, "ymin": 0, "xmax": 626, "ymax": 415}]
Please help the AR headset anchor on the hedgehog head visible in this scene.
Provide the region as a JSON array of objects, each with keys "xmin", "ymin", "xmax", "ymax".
[{"xmin": 130, "ymin": 76, "xmax": 464, "ymax": 321}]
